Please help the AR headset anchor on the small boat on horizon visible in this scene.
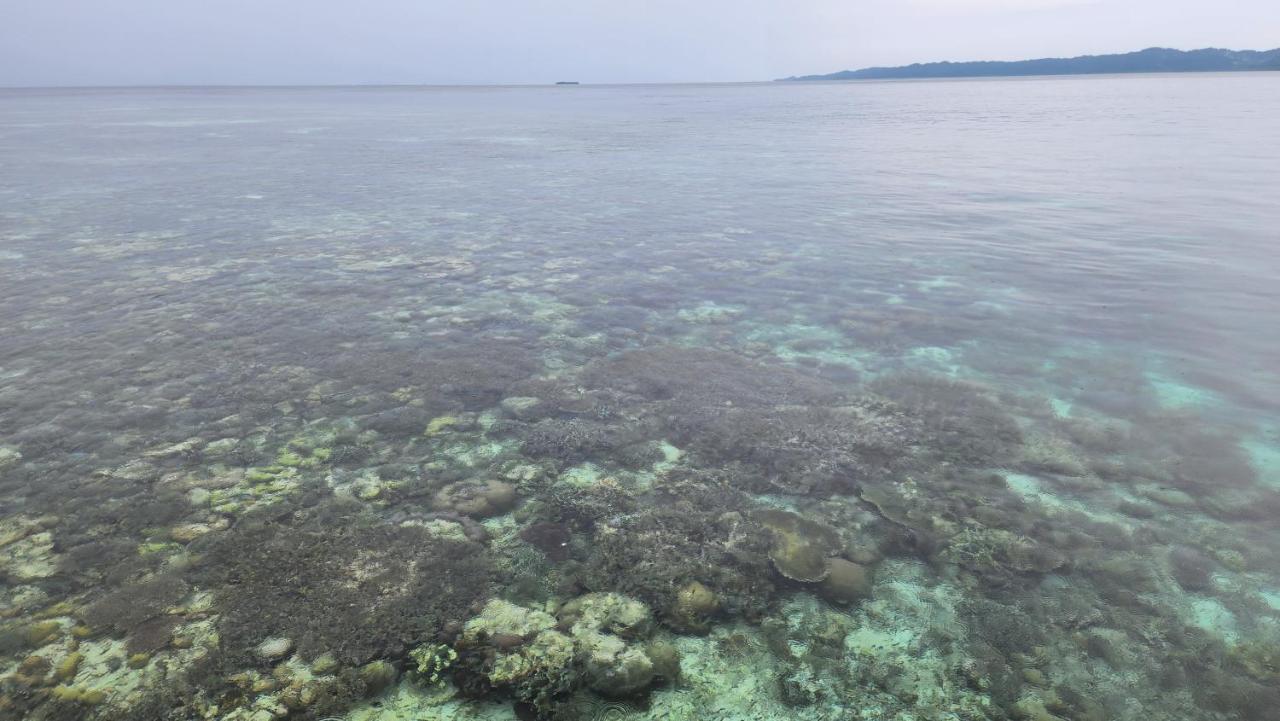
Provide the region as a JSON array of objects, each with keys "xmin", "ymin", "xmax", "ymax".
[{"xmin": 555, "ymin": 81, "xmax": 580, "ymax": 85}]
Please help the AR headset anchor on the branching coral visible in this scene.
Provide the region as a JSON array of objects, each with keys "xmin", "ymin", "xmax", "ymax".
[
  {"xmin": 83, "ymin": 572, "xmax": 190, "ymax": 636},
  {"xmin": 580, "ymin": 346, "xmax": 843, "ymax": 409},
  {"xmin": 516, "ymin": 419, "xmax": 643, "ymax": 466},
  {"xmin": 192, "ymin": 503, "xmax": 494, "ymax": 666},
  {"xmin": 674, "ymin": 402, "xmax": 920, "ymax": 496},
  {"xmin": 540, "ymin": 479, "xmax": 638, "ymax": 530},
  {"xmin": 408, "ymin": 643, "xmax": 459, "ymax": 685},
  {"xmin": 871, "ymin": 372, "xmax": 1023, "ymax": 467},
  {"xmin": 577, "ymin": 472, "xmax": 776, "ymax": 625}
]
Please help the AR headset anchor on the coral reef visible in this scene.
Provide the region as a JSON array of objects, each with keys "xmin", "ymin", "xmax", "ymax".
[
  {"xmin": 518, "ymin": 522, "xmax": 573, "ymax": 562},
  {"xmin": 192, "ymin": 503, "xmax": 494, "ymax": 666},
  {"xmin": 670, "ymin": 582, "xmax": 718, "ymax": 633},
  {"xmin": 2, "ymin": 146, "xmax": 1279, "ymax": 721},
  {"xmin": 576, "ymin": 470, "xmax": 778, "ymax": 627},
  {"xmin": 871, "ymin": 372, "xmax": 1024, "ymax": 467},
  {"xmin": 676, "ymin": 403, "xmax": 920, "ymax": 495},
  {"xmin": 453, "ymin": 593, "xmax": 666, "ymax": 716},
  {"xmin": 83, "ymin": 572, "xmax": 191, "ymax": 639},
  {"xmin": 433, "ymin": 479, "xmax": 518, "ymax": 518},
  {"xmin": 818, "ymin": 558, "xmax": 873, "ymax": 605},
  {"xmin": 754, "ymin": 509, "xmax": 843, "ymax": 583},
  {"xmin": 452, "ymin": 599, "xmax": 578, "ymax": 714}
]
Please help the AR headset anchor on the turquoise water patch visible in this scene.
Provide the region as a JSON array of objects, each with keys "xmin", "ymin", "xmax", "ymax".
[
  {"xmin": 748, "ymin": 322, "xmax": 878, "ymax": 370},
  {"xmin": 676, "ymin": 301, "xmax": 743, "ymax": 324},
  {"xmin": 1186, "ymin": 597, "xmax": 1240, "ymax": 644},
  {"xmin": 1259, "ymin": 588, "xmax": 1280, "ymax": 612},
  {"xmin": 656, "ymin": 441, "xmax": 683, "ymax": 465},
  {"xmin": 1004, "ymin": 472, "xmax": 1043, "ymax": 500},
  {"xmin": 915, "ymin": 275, "xmax": 962, "ymax": 292},
  {"xmin": 1049, "ymin": 397, "xmax": 1074, "ymax": 417},
  {"xmin": 905, "ymin": 346, "xmax": 961, "ymax": 375},
  {"xmin": 1146, "ymin": 370, "xmax": 1222, "ymax": 409},
  {"xmin": 1244, "ymin": 429, "xmax": 1280, "ymax": 488},
  {"xmin": 1003, "ymin": 471, "xmax": 1124, "ymax": 524}
]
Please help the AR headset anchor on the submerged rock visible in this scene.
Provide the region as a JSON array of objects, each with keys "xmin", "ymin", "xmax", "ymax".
[
  {"xmin": 0, "ymin": 445, "xmax": 22, "ymax": 470},
  {"xmin": 559, "ymin": 592, "xmax": 652, "ymax": 639},
  {"xmin": 0, "ymin": 531, "xmax": 59, "ymax": 581},
  {"xmin": 753, "ymin": 509, "xmax": 841, "ymax": 583},
  {"xmin": 462, "ymin": 599, "xmax": 557, "ymax": 642},
  {"xmin": 670, "ymin": 581, "xmax": 719, "ymax": 632},
  {"xmin": 358, "ymin": 659, "xmax": 398, "ymax": 693},
  {"xmin": 500, "ymin": 396, "xmax": 545, "ymax": 420},
  {"xmin": 456, "ymin": 594, "xmax": 664, "ymax": 708},
  {"xmin": 169, "ymin": 520, "xmax": 225, "ymax": 543},
  {"xmin": 458, "ymin": 599, "xmax": 575, "ymax": 711},
  {"xmin": 142, "ymin": 437, "xmax": 204, "ymax": 459},
  {"xmin": 0, "ymin": 514, "xmax": 47, "ymax": 548},
  {"xmin": 645, "ymin": 639, "xmax": 682, "ymax": 683},
  {"xmin": 818, "ymin": 558, "xmax": 873, "ymax": 604},
  {"xmin": 432, "ymin": 479, "xmax": 518, "ymax": 518},
  {"xmin": 255, "ymin": 636, "xmax": 294, "ymax": 662},
  {"xmin": 311, "ymin": 652, "xmax": 340, "ymax": 675},
  {"xmin": 579, "ymin": 633, "xmax": 654, "ymax": 696},
  {"xmin": 103, "ymin": 459, "xmax": 161, "ymax": 482},
  {"xmin": 559, "ymin": 593, "xmax": 657, "ymax": 697}
]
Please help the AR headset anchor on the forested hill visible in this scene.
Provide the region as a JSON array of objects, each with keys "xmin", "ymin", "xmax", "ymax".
[{"xmin": 780, "ymin": 47, "xmax": 1280, "ymax": 81}]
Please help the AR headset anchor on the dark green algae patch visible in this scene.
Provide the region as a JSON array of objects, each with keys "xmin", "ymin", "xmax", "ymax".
[{"xmin": 2, "ymin": 342, "xmax": 1279, "ymax": 721}]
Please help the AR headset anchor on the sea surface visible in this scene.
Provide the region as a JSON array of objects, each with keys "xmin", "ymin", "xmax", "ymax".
[{"xmin": 1, "ymin": 74, "xmax": 1278, "ymax": 721}]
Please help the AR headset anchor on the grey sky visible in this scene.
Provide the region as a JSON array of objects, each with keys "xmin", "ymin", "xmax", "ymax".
[{"xmin": 1, "ymin": 1, "xmax": 1276, "ymax": 86}]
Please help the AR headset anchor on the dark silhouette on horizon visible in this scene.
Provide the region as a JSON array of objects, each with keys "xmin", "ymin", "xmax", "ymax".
[{"xmin": 781, "ymin": 46, "xmax": 1280, "ymax": 81}]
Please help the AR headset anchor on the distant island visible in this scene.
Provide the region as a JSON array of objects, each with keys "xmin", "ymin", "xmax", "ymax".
[{"xmin": 780, "ymin": 47, "xmax": 1280, "ymax": 81}]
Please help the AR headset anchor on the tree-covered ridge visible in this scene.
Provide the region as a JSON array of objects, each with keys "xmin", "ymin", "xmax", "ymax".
[{"xmin": 781, "ymin": 46, "xmax": 1280, "ymax": 81}]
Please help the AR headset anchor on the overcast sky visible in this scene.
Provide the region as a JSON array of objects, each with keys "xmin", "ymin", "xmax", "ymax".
[{"xmin": 1, "ymin": 1, "xmax": 1276, "ymax": 86}]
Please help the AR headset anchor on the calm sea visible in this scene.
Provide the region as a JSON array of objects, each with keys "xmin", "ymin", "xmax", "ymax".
[{"xmin": 1, "ymin": 74, "xmax": 1278, "ymax": 721}]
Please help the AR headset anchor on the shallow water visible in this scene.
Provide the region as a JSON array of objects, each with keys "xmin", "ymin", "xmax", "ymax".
[{"xmin": 1, "ymin": 74, "xmax": 1279, "ymax": 721}]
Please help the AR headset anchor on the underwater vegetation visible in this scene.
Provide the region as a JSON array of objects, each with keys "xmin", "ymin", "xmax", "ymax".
[
  {"xmin": 2, "ymin": 286, "xmax": 1276, "ymax": 721},
  {"xmin": 5, "ymin": 319, "xmax": 1277, "ymax": 721}
]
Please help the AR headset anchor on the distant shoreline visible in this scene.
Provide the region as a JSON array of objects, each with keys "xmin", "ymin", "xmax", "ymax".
[{"xmin": 780, "ymin": 46, "xmax": 1280, "ymax": 82}]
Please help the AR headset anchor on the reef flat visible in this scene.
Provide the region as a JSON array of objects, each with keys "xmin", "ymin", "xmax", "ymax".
[{"xmin": 1, "ymin": 79, "xmax": 1279, "ymax": 721}]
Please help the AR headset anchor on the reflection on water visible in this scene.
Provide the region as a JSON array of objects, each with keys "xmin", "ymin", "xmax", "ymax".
[{"xmin": 1, "ymin": 75, "xmax": 1279, "ymax": 721}]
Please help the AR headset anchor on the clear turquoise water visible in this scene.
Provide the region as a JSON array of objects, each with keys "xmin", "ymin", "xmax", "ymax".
[{"xmin": 1, "ymin": 75, "xmax": 1278, "ymax": 720}]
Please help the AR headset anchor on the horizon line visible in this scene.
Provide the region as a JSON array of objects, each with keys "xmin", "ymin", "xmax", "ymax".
[
  {"xmin": 0, "ymin": 80, "xmax": 771, "ymax": 91},
  {"xmin": 5, "ymin": 70, "xmax": 1275, "ymax": 93}
]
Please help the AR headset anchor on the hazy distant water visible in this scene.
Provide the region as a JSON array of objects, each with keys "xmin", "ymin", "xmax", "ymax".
[
  {"xmin": 3, "ymin": 75, "xmax": 1278, "ymax": 411},
  {"xmin": 2, "ymin": 74, "xmax": 1280, "ymax": 721}
]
